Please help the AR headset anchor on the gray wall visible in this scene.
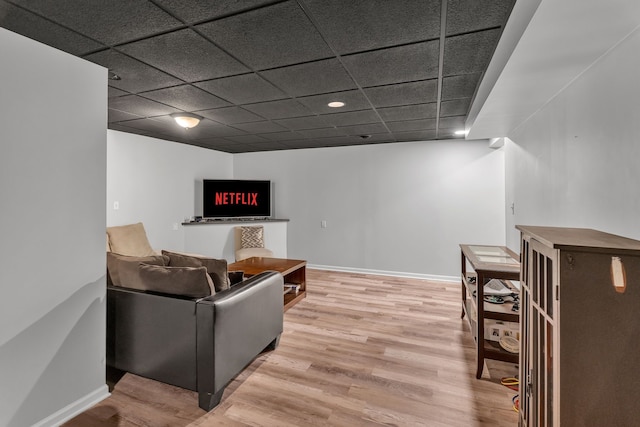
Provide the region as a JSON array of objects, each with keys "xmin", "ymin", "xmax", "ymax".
[
  {"xmin": 0, "ymin": 29, "xmax": 108, "ymax": 426},
  {"xmin": 107, "ymin": 134, "xmax": 506, "ymax": 279},
  {"xmin": 106, "ymin": 130, "xmax": 233, "ymax": 250},
  {"xmin": 234, "ymin": 140, "xmax": 506, "ymax": 279},
  {"xmin": 504, "ymin": 27, "xmax": 640, "ymax": 249}
]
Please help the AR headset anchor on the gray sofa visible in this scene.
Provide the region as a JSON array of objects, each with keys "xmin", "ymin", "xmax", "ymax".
[{"xmin": 107, "ymin": 270, "xmax": 284, "ymax": 411}]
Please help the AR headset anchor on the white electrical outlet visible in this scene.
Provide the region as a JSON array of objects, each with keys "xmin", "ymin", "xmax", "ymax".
[
  {"xmin": 321, "ymin": 220, "xmax": 327, "ymax": 228},
  {"xmin": 113, "ymin": 201, "xmax": 119, "ymax": 210}
]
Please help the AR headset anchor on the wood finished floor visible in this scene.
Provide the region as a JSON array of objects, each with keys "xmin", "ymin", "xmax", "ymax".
[{"xmin": 64, "ymin": 269, "xmax": 519, "ymax": 426}]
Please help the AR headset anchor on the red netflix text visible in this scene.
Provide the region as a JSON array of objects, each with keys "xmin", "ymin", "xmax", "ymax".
[{"xmin": 215, "ymin": 192, "xmax": 259, "ymax": 206}]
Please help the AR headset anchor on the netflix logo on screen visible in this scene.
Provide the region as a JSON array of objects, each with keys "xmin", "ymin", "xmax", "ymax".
[
  {"xmin": 215, "ymin": 192, "xmax": 258, "ymax": 206},
  {"xmin": 203, "ymin": 180, "xmax": 271, "ymax": 218}
]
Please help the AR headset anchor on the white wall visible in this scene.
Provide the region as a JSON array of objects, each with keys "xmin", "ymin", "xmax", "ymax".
[
  {"xmin": 504, "ymin": 26, "xmax": 640, "ymax": 250},
  {"xmin": 107, "ymin": 130, "xmax": 233, "ymax": 251},
  {"xmin": 0, "ymin": 29, "xmax": 108, "ymax": 426},
  {"xmin": 234, "ymin": 140, "xmax": 506, "ymax": 279}
]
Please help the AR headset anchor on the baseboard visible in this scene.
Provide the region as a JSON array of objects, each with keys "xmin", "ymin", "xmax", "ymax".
[
  {"xmin": 307, "ymin": 264, "xmax": 458, "ymax": 283},
  {"xmin": 33, "ymin": 385, "xmax": 110, "ymax": 427}
]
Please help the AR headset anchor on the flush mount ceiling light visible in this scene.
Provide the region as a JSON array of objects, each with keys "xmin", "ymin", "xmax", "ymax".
[
  {"xmin": 171, "ymin": 113, "xmax": 203, "ymax": 129},
  {"xmin": 327, "ymin": 101, "xmax": 345, "ymax": 108},
  {"xmin": 454, "ymin": 129, "xmax": 469, "ymax": 136}
]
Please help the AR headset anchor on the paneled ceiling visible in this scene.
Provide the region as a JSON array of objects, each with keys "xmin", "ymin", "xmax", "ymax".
[{"xmin": 0, "ymin": 0, "xmax": 515, "ymax": 153}]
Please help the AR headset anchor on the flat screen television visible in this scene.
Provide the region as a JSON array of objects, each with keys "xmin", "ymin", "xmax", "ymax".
[{"xmin": 203, "ymin": 179, "xmax": 271, "ymax": 218}]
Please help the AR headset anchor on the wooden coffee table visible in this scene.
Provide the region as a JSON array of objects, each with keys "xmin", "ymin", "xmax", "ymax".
[{"xmin": 228, "ymin": 257, "xmax": 307, "ymax": 311}]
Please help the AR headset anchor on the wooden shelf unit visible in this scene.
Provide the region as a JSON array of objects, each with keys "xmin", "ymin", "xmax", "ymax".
[
  {"xmin": 517, "ymin": 226, "xmax": 640, "ymax": 426},
  {"xmin": 460, "ymin": 244, "xmax": 521, "ymax": 379}
]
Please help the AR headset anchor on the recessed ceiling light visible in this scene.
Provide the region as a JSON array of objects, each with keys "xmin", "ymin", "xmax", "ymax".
[
  {"xmin": 328, "ymin": 101, "xmax": 345, "ymax": 108},
  {"xmin": 454, "ymin": 129, "xmax": 468, "ymax": 136}
]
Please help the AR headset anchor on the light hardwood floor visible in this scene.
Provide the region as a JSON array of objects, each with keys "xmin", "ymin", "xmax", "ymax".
[{"xmin": 64, "ymin": 269, "xmax": 519, "ymax": 426}]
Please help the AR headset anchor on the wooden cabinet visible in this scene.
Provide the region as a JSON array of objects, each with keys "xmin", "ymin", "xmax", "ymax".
[
  {"xmin": 460, "ymin": 244, "xmax": 521, "ymax": 378},
  {"xmin": 517, "ymin": 225, "xmax": 640, "ymax": 427}
]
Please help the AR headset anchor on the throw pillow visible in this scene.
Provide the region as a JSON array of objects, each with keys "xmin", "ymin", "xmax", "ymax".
[
  {"xmin": 162, "ymin": 250, "xmax": 230, "ymax": 292},
  {"xmin": 137, "ymin": 264, "xmax": 213, "ymax": 298},
  {"xmin": 107, "ymin": 252, "xmax": 166, "ymax": 288},
  {"xmin": 241, "ymin": 226, "xmax": 264, "ymax": 249},
  {"xmin": 106, "ymin": 222, "xmax": 155, "ymax": 257}
]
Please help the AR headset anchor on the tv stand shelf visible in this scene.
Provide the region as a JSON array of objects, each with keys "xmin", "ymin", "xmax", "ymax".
[
  {"xmin": 460, "ymin": 244, "xmax": 520, "ymax": 379},
  {"xmin": 182, "ymin": 218, "xmax": 289, "ymax": 225}
]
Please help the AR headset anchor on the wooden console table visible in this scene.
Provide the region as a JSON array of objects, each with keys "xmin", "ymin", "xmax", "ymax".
[
  {"xmin": 228, "ymin": 257, "xmax": 306, "ymax": 312},
  {"xmin": 460, "ymin": 244, "xmax": 520, "ymax": 378}
]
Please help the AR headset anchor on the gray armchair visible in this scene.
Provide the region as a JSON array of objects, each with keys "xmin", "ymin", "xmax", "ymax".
[
  {"xmin": 107, "ymin": 271, "xmax": 284, "ymax": 411},
  {"xmin": 104, "ymin": 222, "xmax": 284, "ymax": 411}
]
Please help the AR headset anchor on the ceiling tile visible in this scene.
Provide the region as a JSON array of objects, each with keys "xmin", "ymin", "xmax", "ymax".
[
  {"xmin": 241, "ymin": 143, "xmax": 291, "ymax": 152},
  {"xmin": 118, "ymin": 29, "xmax": 248, "ymax": 82},
  {"xmin": 224, "ymin": 134, "xmax": 270, "ymax": 143},
  {"xmin": 443, "ymin": 28, "xmax": 502, "ymax": 76},
  {"xmin": 364, "ymin": 80, "xmax": 438, "ymax": 108},
  {"xmin": 298, "ymin": 90, "xmax": 371, "ymax": 114},
  {"xmin": 108, "ymin": 86, "xmax": 129, "ymax": 98},
  {"xmin": 257, "ymin": 131, "xmax": 305, "ymax": 141},
  {"xmin": 188, "ymin": 139, "xmax": 232, "ymax": 150},
  {"xmin": 243, "ymin": 99, "xmax": 313, "ymax": 120},
  {"xmin": 439, "ymin": 116, "xmax": 466, "ymax": 129},
  {"xmin": 189, "ymin": 139, "xmax": 235, "ymax": 150},
  {"xmin": 184, "ymin": 121, "xmax": 247, "ymax": 137},
  {"xmin": 108, "ymin": 109, "xmax": 142, "ymax": 123},
  {"xmin": 0, "ymin": 2, "xmax": 104, "ymax": 55},
  {"xmin": 153, "ymin": 0, "xmax": 278, "ymax": 24},
  {"xmin": 14, "ymin": 0, "xmax": 182, "ymax": 45},
  {"xmin": 327, "ymin": 134, "xmax": 393, "ymax": 146},
  {"xmin": 342, "ymin": 41, "xmax": 440, "ymax": 87},
  {"xmin": 190, "ymin": 137, "xmax": 234, "ymax": 146},
  {"xmin": 442, "ymin": 73, "xmax": 482, "ymax": 100},
  {"xmin": 302, "ymin": 0, "xmax": 440, "ymax": 54},
  {"xmin": 195, "ymin": 73, "xmax": 286, "ymax": 104},
  {"xmin": 321, "ymin": 109, "xmax": 381, "ymax": 127},
  {"xmin": 349, "ymin": 133, "xmax": 394, "ymax": 144},
  {"xmin": 393, "ymin": 130, "xmax": 438, "ymax": 142},
  {"xmin": 296, "ymin": 128, "xmax": 348, "ymax": 139},
  {"xmin": 337, "ymin": 123, "xmax": 389, "ymax": 136},
  {"xmin": 140, "ymin": 85, "xmax": 230, "ymax": 111},
  {"xmin": 233, "ymin": 121, "xmax": 288, "ymax": 133},
  {"xmin": 164, "ymin": 117, "xmax": 245, "ymax": 139},
  {"xmin": 260, "ymin": 59, "xmax": 356, "ymax": 97},
  {"xmin": 197, "ymin": 1, "xmax": 332, "ymax": 70},
  {"xmin": 109, "ymin": 123, "xmax": 150, "ymax": 136},
  {"xmin": 117, "ymin": 117, "xmax": 184, "ymax": 138},
  {"xmin": 198, "ymin": 106, "xmax": 264, "ymax": 124},
  {"xmin": 446, "ymin": 0, "xmax": 515, "ymax": 36},
  {"xmin": 84, "ymin": 49, "xmax": 182, "ymax": 93},
  {"xmin": 440, "ymin": 98, "xmax": 471, "ymax": 116},
  {"xmin": 378, "ymin": 104, "xmax": 437, "ymax": 122},
  {"xmin": 438, "ymin": 129, "xmax": 466, "ymax": 139},
  {"xmin": 387, "ymin": 119, "xmax": 437, "ymax": 132},
  {"xmin": 109, "ymin": 95, "xmax": 180, "ymax": 117},
  {"xmin": 212, "ymin": 144, "xmax": 252, "ymax": 153},
  {"xmin": 280, "ymin": 139, "xmax": 319, "ymax": 149},
  {"xmin": 273, "ymin": 116, "xmax": 332, "ymax": 131},
  {"xmin": 255, "ymin": 132, "xmax": 304, "ymax": 142}
]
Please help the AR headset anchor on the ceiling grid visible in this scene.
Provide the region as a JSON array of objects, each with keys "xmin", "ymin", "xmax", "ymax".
[{"xmin": 0, "ymin": 0, "xmax": 515, "ymax": 153}]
